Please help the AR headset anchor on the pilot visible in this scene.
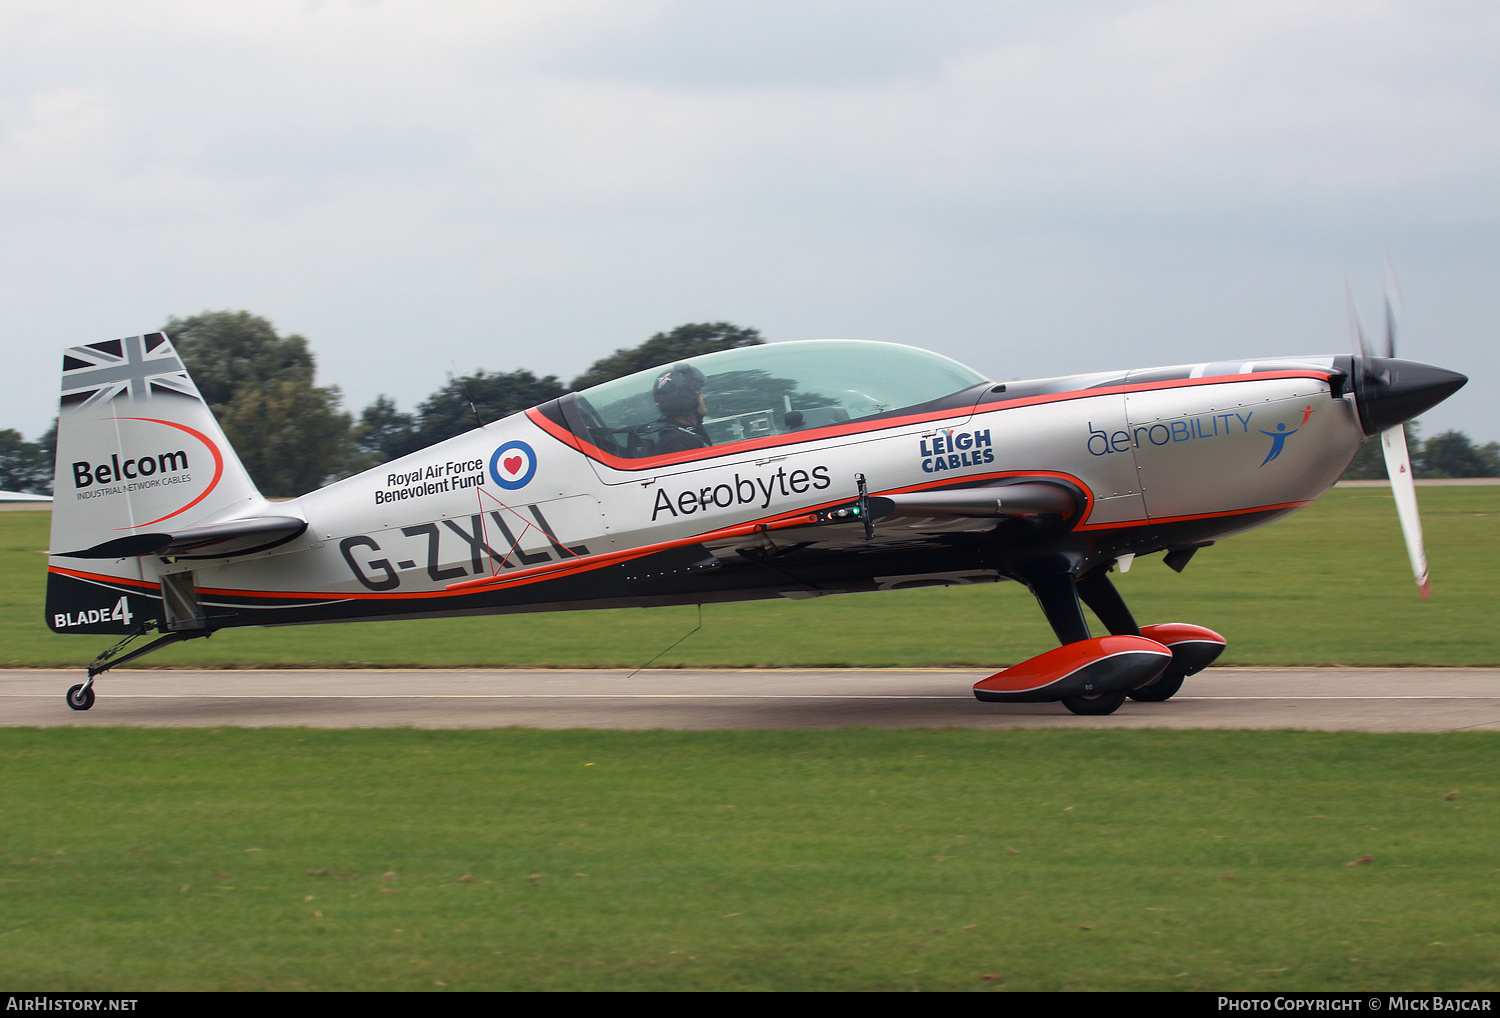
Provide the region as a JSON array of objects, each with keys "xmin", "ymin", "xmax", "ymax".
[{"xmin": 650, "ymin": 364, "xmax": 712, "ymax": 454}]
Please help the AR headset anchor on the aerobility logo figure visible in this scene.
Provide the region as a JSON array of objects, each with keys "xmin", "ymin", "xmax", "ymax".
[{"xmin": 1260, "ymin": 405, "xmax": 1315, "ymax": 467}]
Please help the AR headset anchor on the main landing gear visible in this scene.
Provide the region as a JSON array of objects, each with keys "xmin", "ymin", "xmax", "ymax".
[{"xmin": 973, "ymin": 562, "xmax": 1225, "ymax": 716}]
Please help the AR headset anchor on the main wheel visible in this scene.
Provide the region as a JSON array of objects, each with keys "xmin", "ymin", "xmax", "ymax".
[
  {"xmin": 1060, "ymin": 689, "xmax": 1128, "ymax": 716},
  {"xmin": 66, "ymin": 683, "xmax": 95, "ymax": 711},
  {"xmin": 1128, "ymin": 673, "xmax": 1185, "ymax": 702}
]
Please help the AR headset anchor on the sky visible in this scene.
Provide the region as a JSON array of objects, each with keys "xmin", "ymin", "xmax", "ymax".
[{"xmin": 3, "ymin": 0, "xmax": 1496, "ymax": 444}]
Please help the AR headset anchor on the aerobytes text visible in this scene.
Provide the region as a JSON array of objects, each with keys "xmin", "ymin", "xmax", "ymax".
[
  {"xmin": 375, "ymin": 458, "xmax": 486, "ymax": 505},
  {"xmin": 651, "ymin": 466, "xmax": 832, "ymax": 520}
]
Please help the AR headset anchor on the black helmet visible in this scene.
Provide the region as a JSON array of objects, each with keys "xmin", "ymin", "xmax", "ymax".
[{"xmin": 653, "ymin": 363, "xmax": 707, "ymax": 417}]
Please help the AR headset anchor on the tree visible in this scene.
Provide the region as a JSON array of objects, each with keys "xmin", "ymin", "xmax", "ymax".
[
  {"xmin": 1480, "ymin": 442, "xmax": 1500, "ymax": 478},
  {"xmin": 217, "ymin": 380, "xmax": 357, "ymax": 497},
  {"xmin": 162, "ymin": 311, "xmax": 358, "ymax": 497},
  {"xmin": 1341, "ymin": 422, "xmax": 1422, "ymax": 480},
  {"xmin": 350, "ymin": 322, "xmax": 766, "ymax": 463},
  {"xmin": 569, "ymin": 322, "xmax": 763, "ymax": 390},
  {"xmin": 35, "ymin": 419, "xmax": 56, "ymax": 472},
  {"xmin": 0, "ymin": 428, "xmax": 52, "ymax": 494},
  {"xmin": 164, "ymin": 311, "xmax": 315, "ymax": 412},
  {"xmin": 356, "ymin": 395, "xmax": 421, "ymax": 464},
  {"xmin": 1421, "ymin": 430, "xmax": 1500, "ymax": 478},
  {"xmin": 410, "ymin": 370, "xmax": 567, "ymax": 449}
]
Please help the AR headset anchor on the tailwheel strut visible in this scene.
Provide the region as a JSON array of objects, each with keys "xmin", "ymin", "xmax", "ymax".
[{"xmin": 66, "ymin": 627, "xmax": 211, "ymax": 711}]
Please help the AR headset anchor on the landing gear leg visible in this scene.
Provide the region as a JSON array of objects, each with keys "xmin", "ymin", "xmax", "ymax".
[
  {"xmin": 976, "ymin": 562, "xmax": 1171, "ymax": 714},
  {"xmin": 65, "ymin": 627, "xmax": 211, "ymax": 711},
  {"xmin": 1075, "ymin": 564, "xmax": 1141, "ymax": 636},
  {"xmin": 1076, "ymin": 564, "xmax": 1220, "ymax": 702},
  {"xmin": 1026, "ymin": 571, "xmax": 1091, "ymax": 645},
  {"xmin": 1023, "ymin": 569, "xmax": 1131, "ymax": 717},
  {"xmin": 1076, "ymin": 564, "xmax": 1180, "ymax": 701}
]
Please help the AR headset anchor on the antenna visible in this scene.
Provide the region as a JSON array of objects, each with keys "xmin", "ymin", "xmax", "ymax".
[
  {"xmin": 452, "ymin": 362, "xmax": 485, "ymax": 429},
  {"xmin": 626, "ymin": 605, "xmax": 703, "ymax": 680}
]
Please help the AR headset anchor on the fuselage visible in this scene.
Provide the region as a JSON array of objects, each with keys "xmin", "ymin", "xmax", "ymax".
[{"xmin": 47, "ymin": 343, "xmax": 1368, "ymax": 635}]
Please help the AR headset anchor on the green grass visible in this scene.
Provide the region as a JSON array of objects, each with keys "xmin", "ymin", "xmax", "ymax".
[
  {"xmin": 1, "ymin": 728, "xmax": 1495, "ymax": 991},
  {"xmin": 6, "ymin": 486, "xmax": 1498, "ymax": 668}
]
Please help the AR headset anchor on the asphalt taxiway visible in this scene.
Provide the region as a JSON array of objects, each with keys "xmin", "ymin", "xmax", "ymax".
[{"xmin": 2, "ymin": 667, "xmax": 1496, "ymax": 731}]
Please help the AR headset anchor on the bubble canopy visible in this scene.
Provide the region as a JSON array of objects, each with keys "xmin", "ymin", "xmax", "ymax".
[{"xmin": 557, "ymin": 339, "xmax": 989, "ymax": 461}]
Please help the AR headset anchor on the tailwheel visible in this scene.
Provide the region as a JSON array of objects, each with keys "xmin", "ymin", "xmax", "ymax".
[
  {"xmin": 1061, "ymin": 690, "xmax": 1128, "ymax": 716},
  {"xmin": 1127, "ymin": 673, "xmax": 1184, "ymax": 702},
  {"xmin": 66, "ymin": 683, "xmax": 95, "ymax": 711}
]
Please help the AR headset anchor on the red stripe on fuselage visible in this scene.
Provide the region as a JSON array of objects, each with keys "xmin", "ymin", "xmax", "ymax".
[
  {"xmin": 49, "ymin": 479, "xmax": 1307, "ymax": 605},
  {"xmin": 48, "ymin": 566, "xmax": 158, "ymax": 590},
  {"xmin": 1076, "ymin": 500, "xmax": 1311, "ymax": 531}
]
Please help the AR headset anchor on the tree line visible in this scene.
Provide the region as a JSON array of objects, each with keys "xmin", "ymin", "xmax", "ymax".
[
  {"xmin": 1, "ymin": 311, "xmax": 1494, "ymax": 496},
  {"xmin": 1338, "ymin": 423, "xmax": 1500, "ymax": 480},
  {"xmin": 1, "ymin": 312, "xmax": 762, "ymax": 498}
]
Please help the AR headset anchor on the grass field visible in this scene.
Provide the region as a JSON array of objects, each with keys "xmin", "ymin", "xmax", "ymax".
[
  {"xmin": 4, "ymin": 485, "xmax": 1498, "ymax": 668},
  {"xmin": 5, "ymin": 491, "xmax": 1497, "ymax": 992},
  {"xmin": 2, "ymin": 727, "xmax": 1495, "ymax": 991}
]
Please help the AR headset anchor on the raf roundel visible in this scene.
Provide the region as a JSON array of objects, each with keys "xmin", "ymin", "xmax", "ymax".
[{"xmin": 489, "ymin": 440, "xmax": 538, "ymax": 490}]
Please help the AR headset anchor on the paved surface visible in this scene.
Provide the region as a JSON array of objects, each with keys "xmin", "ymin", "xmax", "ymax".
[
  {"xmin": 1334, "ymin": 478, "xmax": 1500, "ymax": 486},
  {"xmin": 2, "ymin": 667, "xmax": 1497, "ymax": 731}
]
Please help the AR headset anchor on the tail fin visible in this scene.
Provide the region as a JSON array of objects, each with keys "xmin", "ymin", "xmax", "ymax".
[{"xmin": 46, "ymin": 333, "xmax": 275, "ymax": 632}]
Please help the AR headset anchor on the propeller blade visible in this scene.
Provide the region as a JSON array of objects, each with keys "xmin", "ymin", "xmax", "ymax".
[
  {"xmin": 1350, "ymin": 265, "xmax": 1451, "ymax": 599},
  {"xmin": 1379, "ymin": 423, "xmax": 1430, "ymax": 598},
  {"xmin": 1346, "ymin": 282, "xmax": 1372, "ymax": 358},
  {"xmin": 1383, "ymin": 257, "xmax": 1402, "ymax": 359}
]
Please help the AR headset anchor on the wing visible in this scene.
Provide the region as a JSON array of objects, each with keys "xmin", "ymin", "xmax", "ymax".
[{"xmin": 445, "ymin": 478, "xmax": 1083, "ymax": 596}]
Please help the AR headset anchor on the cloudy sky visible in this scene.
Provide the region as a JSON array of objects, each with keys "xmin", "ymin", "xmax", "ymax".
[{"xmin": 3, "ymin": 0, "xmax": 1495, "ymax": 444}]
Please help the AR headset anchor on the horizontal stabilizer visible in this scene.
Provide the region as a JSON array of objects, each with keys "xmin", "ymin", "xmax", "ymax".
[
  {"xmin": 883, "ymin": 482, "xmax": 1077, "ymax": 518},
  {"xmin": 58, "ymin": 515, "xmax": 307, "ymax": 560}
]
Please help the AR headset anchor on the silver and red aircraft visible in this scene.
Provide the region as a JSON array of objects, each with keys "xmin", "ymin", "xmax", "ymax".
[{"xmin": 45, "ymin": 315, "xmax": 1465, "ymax": 715}]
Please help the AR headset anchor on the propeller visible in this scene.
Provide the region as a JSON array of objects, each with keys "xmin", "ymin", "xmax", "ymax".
[{"xmin": 1347, "ymin": 270, "xmax": 1445, "ymax": 598}]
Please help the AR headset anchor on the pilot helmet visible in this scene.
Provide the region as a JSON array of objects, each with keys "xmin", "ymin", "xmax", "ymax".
[{"xmin": 653, "ymin": 363, "xmax": 707, "ymax": 417}]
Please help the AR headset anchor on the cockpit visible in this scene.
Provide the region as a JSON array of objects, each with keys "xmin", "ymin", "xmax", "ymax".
[{"xmin": 547, "ymin": 340, "xmax": 989, "ymax": 463}]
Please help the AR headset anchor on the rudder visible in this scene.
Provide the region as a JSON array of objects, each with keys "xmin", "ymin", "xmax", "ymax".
[{"xmin": 46, "ymin": 332, "xmax": 268, "ymax": 633}]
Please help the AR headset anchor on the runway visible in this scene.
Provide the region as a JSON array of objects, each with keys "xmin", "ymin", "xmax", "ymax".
[{"xmin": 2, "ymin": 667, "xmax": 1497, "ymax": 731}]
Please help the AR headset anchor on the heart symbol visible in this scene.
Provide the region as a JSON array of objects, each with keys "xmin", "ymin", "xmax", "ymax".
[{"xmin": 503, "ymin": 456, "xmax": 523, "ymax": 475}]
